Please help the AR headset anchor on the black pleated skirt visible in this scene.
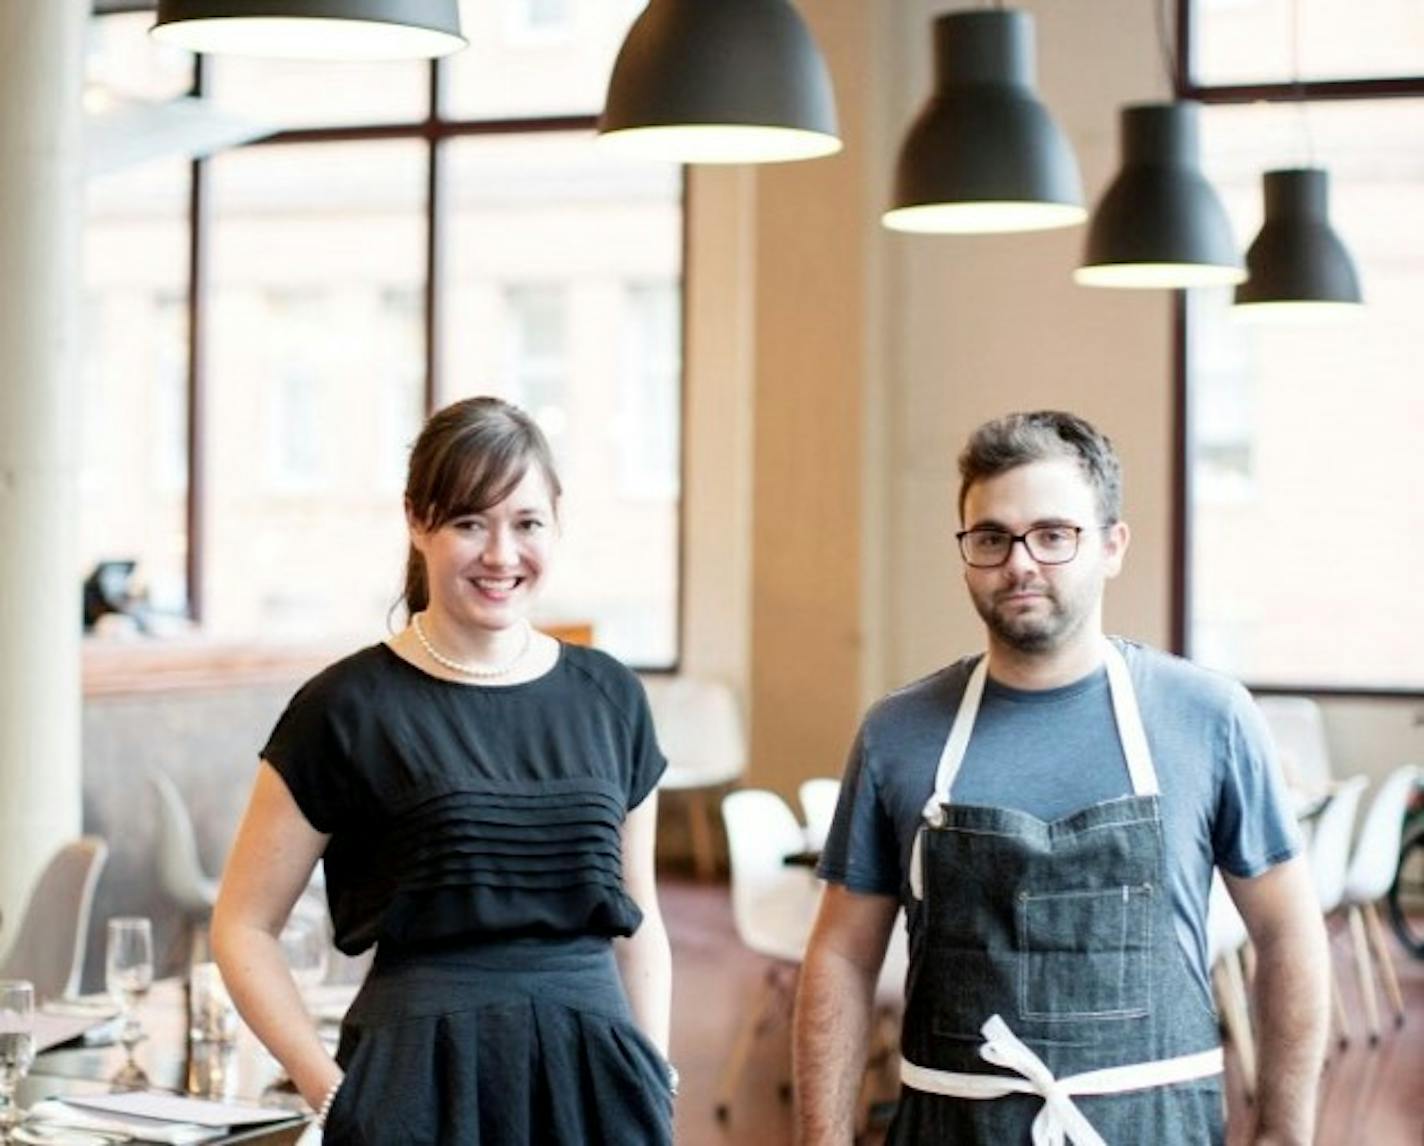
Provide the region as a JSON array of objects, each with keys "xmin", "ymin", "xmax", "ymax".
[{"xmin": 322, "ymin": 936, "xmax": 673, "ymax": 1145}]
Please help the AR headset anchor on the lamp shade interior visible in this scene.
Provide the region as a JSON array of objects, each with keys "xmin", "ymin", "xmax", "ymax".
[
  {"xmin": 151, "ymin": 0, "xmax": 466, "ymax": 60},
  {"xmin": 883, "ymin": 201, "xmax": 1085, "ymax": 235}
]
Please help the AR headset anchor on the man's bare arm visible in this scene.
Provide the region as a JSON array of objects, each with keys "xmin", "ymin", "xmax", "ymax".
[
  {"xmin": 1226, "ymin": 855, "xmax": 1329, "ymax": 1146},
  {"xmin": 793, "ymin": 884, "xmax": 899, "ymax": 1146}
]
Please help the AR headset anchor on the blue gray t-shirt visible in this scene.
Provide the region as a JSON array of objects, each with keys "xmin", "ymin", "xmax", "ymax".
[{"xmin": 818, "ymin": 638, "xmax": 1300, "ymax": 999}]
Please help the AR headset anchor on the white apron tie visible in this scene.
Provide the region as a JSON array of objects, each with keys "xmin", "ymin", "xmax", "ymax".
[{"xmin": 900, "ymin": 1014, "xmax": 1224, "ymax": 1146}]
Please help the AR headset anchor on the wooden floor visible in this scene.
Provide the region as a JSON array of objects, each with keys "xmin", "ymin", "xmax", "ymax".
[{"xmin": 661, "ymin": 877, "xmax": 1424, "ymax": 1145}]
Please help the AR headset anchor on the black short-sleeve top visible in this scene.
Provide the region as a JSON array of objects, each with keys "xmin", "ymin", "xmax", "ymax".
[{"xmin": 261, "ymin": 643, "xmax": 668, "ymax": 956}]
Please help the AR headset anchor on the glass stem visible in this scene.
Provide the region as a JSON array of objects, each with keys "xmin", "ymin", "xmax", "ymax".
[{"xmin": 123, "ymin": 1004, "xmax": 138, "ymax": 1066}]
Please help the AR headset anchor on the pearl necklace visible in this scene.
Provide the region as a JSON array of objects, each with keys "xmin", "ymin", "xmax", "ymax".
[{"xmin": 411, "ymin": 613, "xmax": 533, "ymax": 679}]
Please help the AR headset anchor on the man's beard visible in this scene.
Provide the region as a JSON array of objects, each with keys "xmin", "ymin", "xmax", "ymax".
[{"xmin": 972, "ymin": 580, "xmax": 1085, "ymax": 654}]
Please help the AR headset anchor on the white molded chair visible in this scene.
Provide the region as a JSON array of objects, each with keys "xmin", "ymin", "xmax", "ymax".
[
  {"xmin": 1341, "ymin": 764, "xmax": 1422, "ymax": 1042},
  {"xmin": 798, "ymin": 777, "xmax": 841, "ymax": 853},
  {"xmin": 151, "ymin": 767, "xmax": 221, "ymax": 919},
  {"xmin": 0, "ymin": 837, "xmax": 109, "ymax": 1002},
  {"xmin": 644, "ymin": 677, "xmax": 745, "ymax": 880},
  {"xmin": 151, "ymin": 768, "xmax": 326, "ymax": 939},
  {"xmin": 717, "ymin": 788, "xmax": 821, "ymax": 1121},
  {"xmin": 1255, "ymin": 695, "xmax": 1333, "ymax": 793},
  {"xmin": 1306, "ymin": 775, "xmax": 1368, "ymax": 1047},
  {"xmin": 1309, "ymin": 776, "xmax": 1367, "ymax": 917}
]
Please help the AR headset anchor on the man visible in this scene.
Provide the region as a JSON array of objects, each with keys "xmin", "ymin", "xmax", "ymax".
[{"xmin": 794, "ymin": 411, "xmax": 1328, "ymax": 1145}]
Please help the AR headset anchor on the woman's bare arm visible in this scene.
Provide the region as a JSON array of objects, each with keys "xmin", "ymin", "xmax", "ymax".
[
  {"xmin": 211, "ymin": 763, "xmax": 342, "ymax": 1110},
  {"xmin": 614, "ymin": 790, "xmax": 672, "ymax": 1055}
]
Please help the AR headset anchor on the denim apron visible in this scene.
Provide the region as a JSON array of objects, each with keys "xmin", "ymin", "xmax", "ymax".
[{"xmin": 891, "ymin": 641, "xmax": 1225, "ymax": 1145}]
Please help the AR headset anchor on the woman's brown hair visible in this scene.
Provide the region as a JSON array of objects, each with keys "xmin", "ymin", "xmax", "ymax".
[{"xmin": 400, "ymin": 397, "xmax": 562, "ymax": 618}]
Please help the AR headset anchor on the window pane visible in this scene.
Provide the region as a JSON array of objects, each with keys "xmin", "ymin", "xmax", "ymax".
[
  {"xmin": 206, "ymin": 141, "xmax": 428, "ymax": 642},
  {"xmin": 443, "ymin": 0, "xmax": 644, "ymax": 119},
  {"xmin": 1192, "ymin": 0, "xmax": 1424, "ymax": 85},
  {"xmin": 619, "ymin": 282, "xmax": 681, "ymax": 501},
  {"xmin": 207, "ymin": 56, "xmax": 428, "ymax": 130},
  {"xmin": 82, "ymin": 160, "xmax": 192, "ymax": 620},
  {"xmin": 1189, "ymin": 99, "xmax": 1424, "ymax": 689},
  {"xmin": 441, "ymin": 134, "xmax": 682, "ymax": 667}
]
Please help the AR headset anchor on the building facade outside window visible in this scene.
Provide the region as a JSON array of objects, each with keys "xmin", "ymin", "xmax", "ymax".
[
  {"xmin": 1182, "ymin": 0, "xmax": 1424, "ymax": 691},
  {"xmin": 81, "ymin": 5, "xmax": 684, "ymax": 669}
]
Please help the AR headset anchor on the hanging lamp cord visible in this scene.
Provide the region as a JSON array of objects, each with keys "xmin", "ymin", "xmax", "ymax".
[
  {"xmin": 1153, "ymin": 0, "xmax": 1178, "ymax": 95},
  {"xmin": 1291, "ymin": 0, "xmax": 1317, "ymax": 166}
]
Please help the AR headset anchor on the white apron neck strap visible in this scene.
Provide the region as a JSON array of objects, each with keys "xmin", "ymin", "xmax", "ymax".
[
  {"xmin": 920, "ymin": 639, "xmax": 1159, "ymax": 828},
  {"xmin": 1101, "ymin": 639, "xmax": 1159, "ymax": 797},
  {"xmin": 921, "ymin": 655, "xmax": 989, "ymax": 827}
]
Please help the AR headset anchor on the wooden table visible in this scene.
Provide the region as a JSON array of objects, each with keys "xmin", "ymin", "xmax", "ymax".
[{"xmin": 21, "ymin": 981, "xmax": 308, "ymax": 1144}]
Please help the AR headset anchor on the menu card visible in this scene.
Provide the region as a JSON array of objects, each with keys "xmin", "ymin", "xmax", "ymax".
[{"xmin": 64, "ymin": 1092, "xmax": 298, "ymax": 1128}]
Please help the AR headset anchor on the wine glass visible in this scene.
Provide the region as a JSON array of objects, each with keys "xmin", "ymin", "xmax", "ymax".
[
  {"xmin": 105, "ymin": 917, "xmax": 154, "ymax": 1089},
  {"xmin": 0, "ymin": 981, "xmax": 35, "ymax": 1134}
]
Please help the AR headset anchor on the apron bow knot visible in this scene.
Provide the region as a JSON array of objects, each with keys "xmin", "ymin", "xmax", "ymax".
[{"xmin": 977, "ymin": 1015, "xmax": 1108, "ymax": 1146}]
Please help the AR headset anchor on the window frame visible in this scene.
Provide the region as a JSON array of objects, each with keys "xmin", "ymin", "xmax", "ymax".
[
  {"xmin": 1172, "ymin": 0, "xmax": 1424, "ymax": 697},
  {"xmin": 88, "ymin": 7, "xmax": 688, "ymax": 676}
]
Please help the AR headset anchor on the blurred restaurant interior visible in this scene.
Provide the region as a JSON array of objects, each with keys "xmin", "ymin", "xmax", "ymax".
[{"xmin": 0, "ymin": 1, "xmax": 1421, "ymax": 1142}]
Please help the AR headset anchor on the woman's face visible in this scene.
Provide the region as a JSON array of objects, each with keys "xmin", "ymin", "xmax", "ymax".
[{"xmin": 409, "ymin": 466, "xmax": 557, "ymax": 633}]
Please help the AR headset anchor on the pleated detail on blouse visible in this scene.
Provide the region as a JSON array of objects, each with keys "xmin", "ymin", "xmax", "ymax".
[{"xmin": 334, "ymin": 777, "xmax": 642, "ymax": 950}]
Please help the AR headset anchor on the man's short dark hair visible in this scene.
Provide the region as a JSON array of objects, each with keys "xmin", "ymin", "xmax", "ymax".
[{"xmin": 957, "ymin": 411, "xmax": 1122, "ymax": 525}]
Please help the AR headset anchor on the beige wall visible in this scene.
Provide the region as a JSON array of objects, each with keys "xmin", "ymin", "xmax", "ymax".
[{"xmin": 677, "ymin": 0, "xmax": 1424, "ymax": 801}]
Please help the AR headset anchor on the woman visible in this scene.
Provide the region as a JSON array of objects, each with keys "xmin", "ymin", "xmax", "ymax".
[{"xmin": 212, "ymin": 398, "xmax": 674, "ymax": 1144}]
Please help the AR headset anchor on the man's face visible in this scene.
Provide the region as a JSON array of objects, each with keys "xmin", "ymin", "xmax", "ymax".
[{"xmin": 961, "ymin": 458, "xmax": 1129, "ymax": 655}]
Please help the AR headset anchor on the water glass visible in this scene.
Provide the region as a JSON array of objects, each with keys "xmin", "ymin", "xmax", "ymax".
[
  {"xmin": 0, "ymin": 980, "xmax": 35, "ymax": 1132},
  {"xmin": 188, "ymin": 962, "xmax": 239, "ymax": 1047},
  {"xmin": 105, "ymin": 917, "xmax": 154, "ymax": 1088}
]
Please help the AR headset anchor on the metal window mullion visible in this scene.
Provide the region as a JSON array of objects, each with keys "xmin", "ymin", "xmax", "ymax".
[
  {"xmin": 424, "ymin": 59, "xmax": 444, "ymax": 414},
  {"xmin": 186, "ymin": 54, "xmax": 211, "ymax": 623},
  {"xmin": 1170, "ymin": 291, "xmax": 1191, "ymax": 658}
]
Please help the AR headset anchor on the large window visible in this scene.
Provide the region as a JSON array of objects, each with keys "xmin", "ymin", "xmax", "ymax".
[
  {"xmin": 1182, "ymin": 2, "xmax": 1424, "ymax": 691},
  {"xmin": 82, "ymin": 3, "xmax": 684, "ymax": 668}
]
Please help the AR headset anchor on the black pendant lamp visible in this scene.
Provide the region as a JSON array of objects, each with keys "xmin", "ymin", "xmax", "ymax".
[
  {"xmin": 151, "ymin": 0, "xmax": 466, "ymax": 61},
  {"xmin": 598, "ymin": 0, "xmax": 841, "ymax": 165},
  {"xmin": 1233, "ymin": 168, "xmax": 1362, "ymax": 319},
  {"xmin": 883, "ymin": 9, "xmax": 1084, "ymax": 235},
  {"xmin": 1076, "ymin": 102, "xmax": 1244, "ymax": 289}
]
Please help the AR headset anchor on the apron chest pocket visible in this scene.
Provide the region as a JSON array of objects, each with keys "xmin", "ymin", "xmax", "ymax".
[{"xmin": 1017, "ymin": 883, "xmax": 1153, "ymax": 1021}]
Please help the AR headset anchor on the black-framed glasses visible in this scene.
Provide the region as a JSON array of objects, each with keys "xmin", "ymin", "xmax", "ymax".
[{"xmin": 956, "ymin": 525, "xmax": 1097, "ymax": 568}]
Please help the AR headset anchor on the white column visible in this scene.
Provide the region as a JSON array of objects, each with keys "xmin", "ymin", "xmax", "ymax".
[{"xmin": 0, "ymin": 0, "xmax": 88, "ymax": 930}]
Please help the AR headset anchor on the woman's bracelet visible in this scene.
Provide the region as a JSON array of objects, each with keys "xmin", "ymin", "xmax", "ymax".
[
  {"xmin": 666, "ymin": 1062, "xmax": 679, "ymax": 1098},
  {"xmin": 315, "ymin": 1078, "xmax": 343, "ymax": 1128}
]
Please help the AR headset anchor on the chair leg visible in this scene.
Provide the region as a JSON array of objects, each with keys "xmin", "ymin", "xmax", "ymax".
[
  {"xmin": 715, "ymin": 964, "xmax": 790, "ymax": 1121},
  {"xmin": 687, "ymin": 790, "xmax": 719, "ymax": 881},
  {"xmin": 1362, "ymin": 900, "xmax": 1407, "ymax": 1029},
  {"xmin": 1347, "ymin": 905, "xmax": 1382, "ymax": 1045},
  {"xmin": 1330, "ymin": 962, "xmax": 1352, "ymax": 1049},
  {"xmin": 1214, "ymin": 951, "xmax": 1256, "ymax": 1101}
]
